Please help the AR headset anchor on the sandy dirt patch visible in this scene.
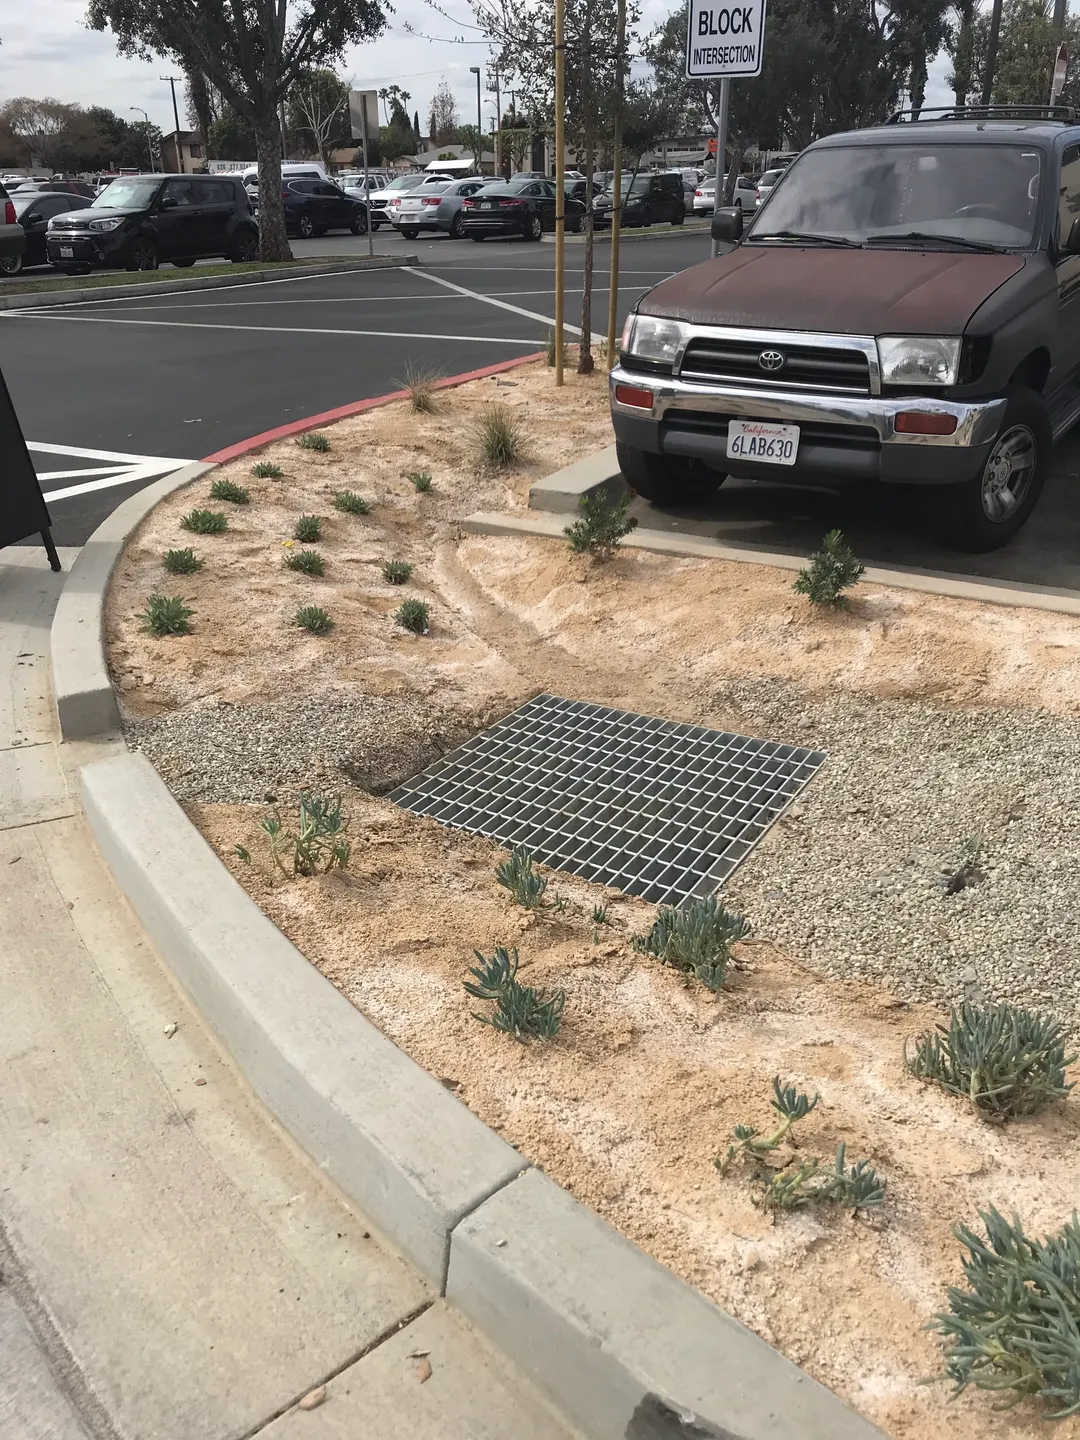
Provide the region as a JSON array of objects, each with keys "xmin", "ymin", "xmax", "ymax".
[{"xmin": 106, "ymin": 359, "xmax": 1080, "ymax": 1440}]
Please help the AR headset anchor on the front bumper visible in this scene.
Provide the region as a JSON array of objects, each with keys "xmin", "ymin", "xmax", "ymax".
[
  {"xmin": 46, "ymin": 229, "xmax": 127, "ymax": 267},
  {"xmin": 609, "ymin": 364, "xmax": 1006, "ymax": 487}
]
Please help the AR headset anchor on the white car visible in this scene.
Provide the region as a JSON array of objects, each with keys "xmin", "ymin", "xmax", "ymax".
[
  {"xmin": 755, "ymin": 167, "xmax": 786, "ymax": 208},
  {"xmin": 692, "ymin": 181, "xmax": 715, "ymax": 214}
]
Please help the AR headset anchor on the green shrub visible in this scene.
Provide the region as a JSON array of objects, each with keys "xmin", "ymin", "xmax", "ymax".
[
  {"xmin": 394, "ymin": 598, "xmax": 430, "ymax": 634},
  {"xmin": 297, "ymin": 431, "xmax": 330, "ymax": 452},
  {"xmin": 545, "ymin": 328, "xmax": 568, "ymax": 368},
  {"xmin": 633, "ymin": 895, "xmax": 750, "ymax": 992},
  {"xmin": 261, "ymin": 791, "xmax": 350, "ymax": 876},
  {"xmin": 294, "ymin": 514, "xmax": 322, "ymax": 542},
  {"xmin": 295, "ymin": 605, "xmax": 333, "ymax": 634},
  {"xmin": 163, "ymin": 548, "xmax": 202, "ymax": 575},
  {"xmin": 564, "ymin": 488, "xmax": 638, "ymax": 562},
  {"xmin": 399, "ymin": 362, "xmax": 441, "ymax": 413},
  {"xmin": 717, "ymin": 1076, "xmax": 820, "ymax": 1173},
  {"xmin": 382, "ymin": 559, "xmax": 413, "ymax": 585},
  {"xmin": 932, "ymin": 1207, "xmax": 1080, "ymax": 1418},
  {"xmin": 285, "ymin": 549, "xmax": 325, "ymax": 576},
  {"xmin": 406, "ymin": 469, "xmax": 433, "ymax": 493},
  {"xmin": 333, "ymin": 490, "xmax": 370, "ymax": 515},
  {"xmin": 496, "ymin": 846, "xmax": 548, "ymax": 909},
  {"xmin": 209, "ymin": 478, "xmax": 250, "ymax": 505},
  {"xmin": 137, "ymin": 593, "xmax": 194, "ymax": 637},
  {"xmin": 752, "ymin": 1145, "xmax": 886, "ymax": 1216},
  {"xmin": 474, "ymin": 403, "xmax": 529, "ymax": 470},
  {"xmin": 180, "ymin": 508, "xmax": 227, "ymax": 535},
  {"xmin": 465, "ymin": 946, "xmax": 565, "ymax": 1042},
  {"xmin": 905, "ymin": 1002, "xmax": 1076, "ymax": 1120},
  {"xmin": 793, "ymin": 529, "xmax": 864, "ymax": 605},
  {"xmin": 251, "ymin": 460, "xmax": 283, "ymax": 478}
]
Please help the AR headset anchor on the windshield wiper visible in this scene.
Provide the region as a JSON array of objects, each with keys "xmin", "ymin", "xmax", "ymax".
[
  {"xmin": 749, "ymin": 229, "xmax": 861, "ymax": 248},
  {"xmin": 864, "ymin": 231, "xmax": 1004, "ymax": 253}
]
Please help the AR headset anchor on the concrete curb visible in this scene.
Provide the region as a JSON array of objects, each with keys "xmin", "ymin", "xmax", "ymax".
[
  {"xmin": 80, "ymin": 751, "xmax": 524, "ymax": 1288},
  {"xmin": 448, "ymin": 1169, "xmax": 885, "ymax": 1440},
  {"xmin": 541, "ymin": 224, "xmax": 710, "ymax": 245},
  {"xmin": 466, "ymin": 505, "xmax": 1080, "ymax": 618},
  {"xmin": 529, "ymin": 445, "xmax": 622, "ymax": 514},
  {"xmin": 0, "ymin": 256, "xmax": 416, "ymax": 312},
  {"xmin": 51, "ymin": 461, "xmax": 215, "ymax": 742}
]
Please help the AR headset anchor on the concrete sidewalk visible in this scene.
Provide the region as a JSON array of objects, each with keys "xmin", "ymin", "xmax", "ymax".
[{"xmin": 0, "ymin": 547, "xmax": 577, "ymax": 1440}]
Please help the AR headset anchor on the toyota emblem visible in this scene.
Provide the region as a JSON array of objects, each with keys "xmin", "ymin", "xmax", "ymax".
[{"xmin": 758, "ymin": 349, "xmax": 785, "ymax": 371}]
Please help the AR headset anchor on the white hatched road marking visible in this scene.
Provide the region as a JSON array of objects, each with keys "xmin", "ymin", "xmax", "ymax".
[
  {"xmin": 7, "ymin": 313, "xmax": 542, "ymax": 345},
  {"xmin": 29, "ymin": 442, "xmax": 194, "ymax": 503}
]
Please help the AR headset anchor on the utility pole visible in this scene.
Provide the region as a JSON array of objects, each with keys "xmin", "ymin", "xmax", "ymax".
[
  {"xmin": 160, "ymin": 75, "xmax": 183, "ymax": 171},
  {"xmin": 607, "ymin": 0, "xmax": 626, "ymax": 367},
  {"xmin": 469, "ymin": 67, "xmax": 483, "ymax": 170},
  {"xmin": 554, "ymin": 0, "xmax": 566, "ymax": 387},
  {"xmin": 488, "ymin": 70, "xmax": 502, "ymax": 176},
  {"xmin": 129, "ymin": 107, "xmax": 155, "ymax": 172}
]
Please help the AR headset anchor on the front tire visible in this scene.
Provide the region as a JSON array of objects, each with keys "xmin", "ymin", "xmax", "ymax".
[
  {"xmin": 526, "ymin": 212, "xmax": 543, "ymax": 242},
  {"xmin": 349, "ymin": 210, "xmax": 368, "ymax": 235},
  {"xmin": 125, "ymin": 238, "xmax": 158, "ymax": 271},
  {"xmin": 671, "ymin": 207, "xmax": 685, "ymax": 226},
  {"xmin": 616, "ymin": 442, "xmax": 724, "ymax": 507},
  {"xmin": 0, "ymin": 253, "xmax": 23, "ymax": 276},
  {"xmin": 470, "ymin": 233, "xmax": 485, "ymax": 242},
  {"xmin": 450, "ymin": 211, "xmax": 465, "ymax": 238},
  {"xmin": 297, "ymin": 214, "xmax": 315, "ymax": 239},
  {"xmin": 399, "ymin": 226, "xmax": 420, "ymax": 240},
  {"xmin": 230, "ymin": 230, "xmax": 259, "ymax": 263},
  {"xmin": 931, "ymin": 386, "xmax": 1050, "ymax": 551}
]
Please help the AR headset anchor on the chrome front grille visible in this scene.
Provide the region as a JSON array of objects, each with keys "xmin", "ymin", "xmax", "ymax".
[{"xmin": 678, "ymin": 336, "xmax": 872, "ymax": 395}]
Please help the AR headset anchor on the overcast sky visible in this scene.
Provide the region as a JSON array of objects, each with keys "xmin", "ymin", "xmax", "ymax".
[{"xmin": 4, "ymin": 0, "xmax": 952, "ymax": 144}]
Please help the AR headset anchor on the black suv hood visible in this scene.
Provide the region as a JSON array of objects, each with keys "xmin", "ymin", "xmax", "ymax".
[{"xmin": 50, "ymin": 206, "xmax": 139, "ymax": 227}]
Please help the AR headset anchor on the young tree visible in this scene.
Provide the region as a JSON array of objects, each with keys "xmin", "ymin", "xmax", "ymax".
[
  {"xmin": 413, "ymin": 107, "xmax": 422, "ymax": 144},
  {"xmin": 0, "ymin": 98, "xmax": 80, "ymax": 167},
  {"xmin": 456, "ymin": 122, "xmax": 485, "ymax": 166},
  {"xmin": 288, "ymin": 67, "xmax": 351, "ymax": 162},
  {"xmin": 209, "ymin": 106, "xmax": 258, "ymax": 160},
  {"xmin": 86, "ymin": 0, "xmax": 388, "ymax": 261}
]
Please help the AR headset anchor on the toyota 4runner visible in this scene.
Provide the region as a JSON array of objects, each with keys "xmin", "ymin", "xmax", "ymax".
[{"xmin": 610, "ymin": 105, "xmax": 1080, "ymax": 551}]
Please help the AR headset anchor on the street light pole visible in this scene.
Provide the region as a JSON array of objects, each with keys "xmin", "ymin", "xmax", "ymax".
[
  {"xmin": 553, "ymin": 0, "xmax": 565, "ymax": 386},
  {"xmin": 160, "ymin": 76, "xmax": 183, "ymax": 172},
  {"xmin": 129, "ymin": 107, "xmax": 155, "ymax": 172},
  {"xmin": 469, "ymin": 66, "xmax": 483, "ymax": 171}
]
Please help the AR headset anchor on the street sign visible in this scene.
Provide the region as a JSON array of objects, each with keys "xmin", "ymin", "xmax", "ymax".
[
  {"xmin": 349, "ymin": 90, "xmax": 379, "ymax": 141},
  {"xmin": 685, "ymin": 0, "xmax": 766, "ymax": 77},
  {"xmin": 1051, "ymin": 42, "xmax": 1069, "ymax": 103}
]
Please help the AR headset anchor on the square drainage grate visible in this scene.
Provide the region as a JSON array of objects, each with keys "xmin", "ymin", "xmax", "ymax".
[{"xmin": 389, "ymin": 694, "xmax": 826, "ymax": 907}]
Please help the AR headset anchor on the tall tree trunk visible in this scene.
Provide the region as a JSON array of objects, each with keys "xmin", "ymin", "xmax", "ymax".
[
  {"xmin": 981, "ymin": 0, "xmax": 1004, "ymax": 105},
  {"xmin": 910, "ymin": 45, "xmax": 928, "ymax": 114},
  {"xmin": 578, "ymin": 122, "xmax": 595, "ymax": 376},
  {"xmin": 185, "ymin": 66, "xmax": 215, "ymax": 157},
  {"xmin": 1053, "ymin": 0, "xmax": 1067, "ymax": 36},
  {"xmin": 254, "ymin": 107, "xmax": 291, "ymax": 262},
  {"xmin": 952, "ymin": 0, "xmax": 976, "ymax": 105},
  {"xmin": 724, "ymin": 138, "xmax": 746, "ymax": 204}
]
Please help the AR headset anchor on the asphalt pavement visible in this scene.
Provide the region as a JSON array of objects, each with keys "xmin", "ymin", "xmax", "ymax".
[{"xmin": 1, "ymin": 230, "xmax": 703, "ymax": 544}]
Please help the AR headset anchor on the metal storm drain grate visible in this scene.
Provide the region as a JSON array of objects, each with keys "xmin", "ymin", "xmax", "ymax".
[
  {"xmin": 390, "ymin": 694, "xmax": 826, "ymax": 905},
  {"xmin": 390, "ymin": 695, "xmax": 825, "ymax": 906}
]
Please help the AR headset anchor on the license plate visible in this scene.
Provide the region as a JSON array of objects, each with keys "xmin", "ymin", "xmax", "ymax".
[
  {"xmin": 481, "ymin": 201, "xmax": 492, "ymax": 210},
  {"xmin": 727, "ymin": 420, "xmax": 799, "ymax": 465},
  {"xmin": 59, "ymin": 246, "xmax": 73, "ymax": 258}
]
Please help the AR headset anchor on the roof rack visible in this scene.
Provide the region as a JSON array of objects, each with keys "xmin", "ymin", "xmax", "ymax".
[{"xmin": 884, "ymin": 103, "xmax": 1079, "ymax": 124}]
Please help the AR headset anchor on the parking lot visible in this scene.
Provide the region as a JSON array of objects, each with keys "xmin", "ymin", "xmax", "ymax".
[{"xmin": 1, "ymin": 231, "xmax": 699, "ymax": 544}]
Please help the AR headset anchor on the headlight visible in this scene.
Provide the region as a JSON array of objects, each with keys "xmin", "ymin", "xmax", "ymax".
[
  {"xmin": 87, "ymin": 217, "xmax": 125, "ymax": 232},
  {"xmin": 877, "ymin": 336, "xmax": 961, "ymax": 386},
  {"xmin": 625, "ymin": 315, "xmax": 688, "ymax": 367}
]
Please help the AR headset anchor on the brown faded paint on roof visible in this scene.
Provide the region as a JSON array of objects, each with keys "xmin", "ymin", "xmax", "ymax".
[{"xmin": 639, "ymin": 246, "xmax": 1027, "ymax": 335}]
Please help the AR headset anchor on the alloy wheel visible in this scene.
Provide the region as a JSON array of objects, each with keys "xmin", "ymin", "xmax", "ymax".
[{"xmin": 980, "ymin": 423, "xmax": 1037, "ymax": 522}]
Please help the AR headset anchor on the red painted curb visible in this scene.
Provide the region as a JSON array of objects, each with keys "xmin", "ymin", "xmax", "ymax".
[{"xmin": 202, "ymin": 351, "xmax": 548, "ymax": 464}]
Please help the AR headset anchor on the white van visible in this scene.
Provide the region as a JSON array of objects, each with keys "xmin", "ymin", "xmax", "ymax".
[{"xmin": 241, "ymin": 161, "xmax": 331, "ymax": 199}]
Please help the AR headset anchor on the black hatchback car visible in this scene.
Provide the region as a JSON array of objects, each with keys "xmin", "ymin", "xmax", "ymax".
[
  {"xmin": 5, "ymin": 191, "xmax": 93, "ymax": 274},
  {"xmin": 276, "ymin": 178, "xmax": 368, "ymax": 238},
  {"xmin": 593, "ymin": 172, "xmax": 686, "ymax": 228},
  {"xmin": 461, "ymin": 178, "xmax": 586, "ymax": 241},
  {"xmin": 46, "ymin": 173, "xmax": 259, "ymax": 273}
]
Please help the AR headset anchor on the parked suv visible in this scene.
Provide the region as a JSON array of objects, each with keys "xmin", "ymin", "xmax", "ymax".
[
  {"xmin": 593, "ymin": 172, "xmax": 686, "ymax": 228},
  {"xmin": 0, "ymin": 180, "xmax": 26, "ymax": 276},
  {"xmin": 610, "ymin": 106, "xmax": 1080, "ymax": 551},
  {"xmin": 276, "ymin": 179, "xmax": 367, "ymax": 237},
  {"xmin": 46, "ymin": 174, "xmax": 258, "ymax": 273}
]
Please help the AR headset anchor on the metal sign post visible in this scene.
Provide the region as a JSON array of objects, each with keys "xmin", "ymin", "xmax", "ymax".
[
  {"xmin": 349, "ymin": 88, "xmax": 380, "ymax": 259},
  {"xmin": 0, "ymin": 366, "xmax": 60, "ymax": 571},
  {"xmin": 685, "ymin": 0, "xmax": 766, "ymax": 256}
]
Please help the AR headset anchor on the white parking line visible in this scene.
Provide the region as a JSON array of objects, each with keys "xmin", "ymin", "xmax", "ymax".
[
  {"xmin": 28, "ymin": 441, "xmax": 195, "ymax": 503},
  {"xmin": 5, "ymin": 265, "xmax": 381, "ymax": 311},
  {"xmin": 5, "ymin": 313, "xmax": 543, "ymax": 345},
  {"xmin": 45, "ymin": 291, "xmax": 553, "ymax": 314},
  {"xmin": 406, "ymin": 267, "xmax": 603, "ymax": 343}
]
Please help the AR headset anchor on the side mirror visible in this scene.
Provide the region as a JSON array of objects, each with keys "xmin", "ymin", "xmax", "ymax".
[
  {"xmin": 1065, "ymin": 216, "xmax": 1080, "ymax": 253},
  {"xmin": 159, "ymin": 196, "xmax": 178, "ymax": 210},
  {"xmin": 26, "ymin": 213, "xmax": 43, "ymax": 226},
  {"xmin": 711, "ymin": 205, "xmax": 743, "ymax": 244}
]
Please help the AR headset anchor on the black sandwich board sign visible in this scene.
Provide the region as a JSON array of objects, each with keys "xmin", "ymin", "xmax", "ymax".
[{"xmin": 0, "ymin": 365, "xmax": 61, "ymax": 571}]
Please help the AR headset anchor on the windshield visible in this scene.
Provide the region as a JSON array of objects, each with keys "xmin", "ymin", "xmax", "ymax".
[
  {"xmin": 386, "ymin": 175, "xmax": 424, "ymax": 192},
  {"xmin": 94, "ymin": 178, "xmax": 162, "ymax": 209},
  {"xmin": 748, "ymin": 143, "xmax": 1042, "ymax": 250}
]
